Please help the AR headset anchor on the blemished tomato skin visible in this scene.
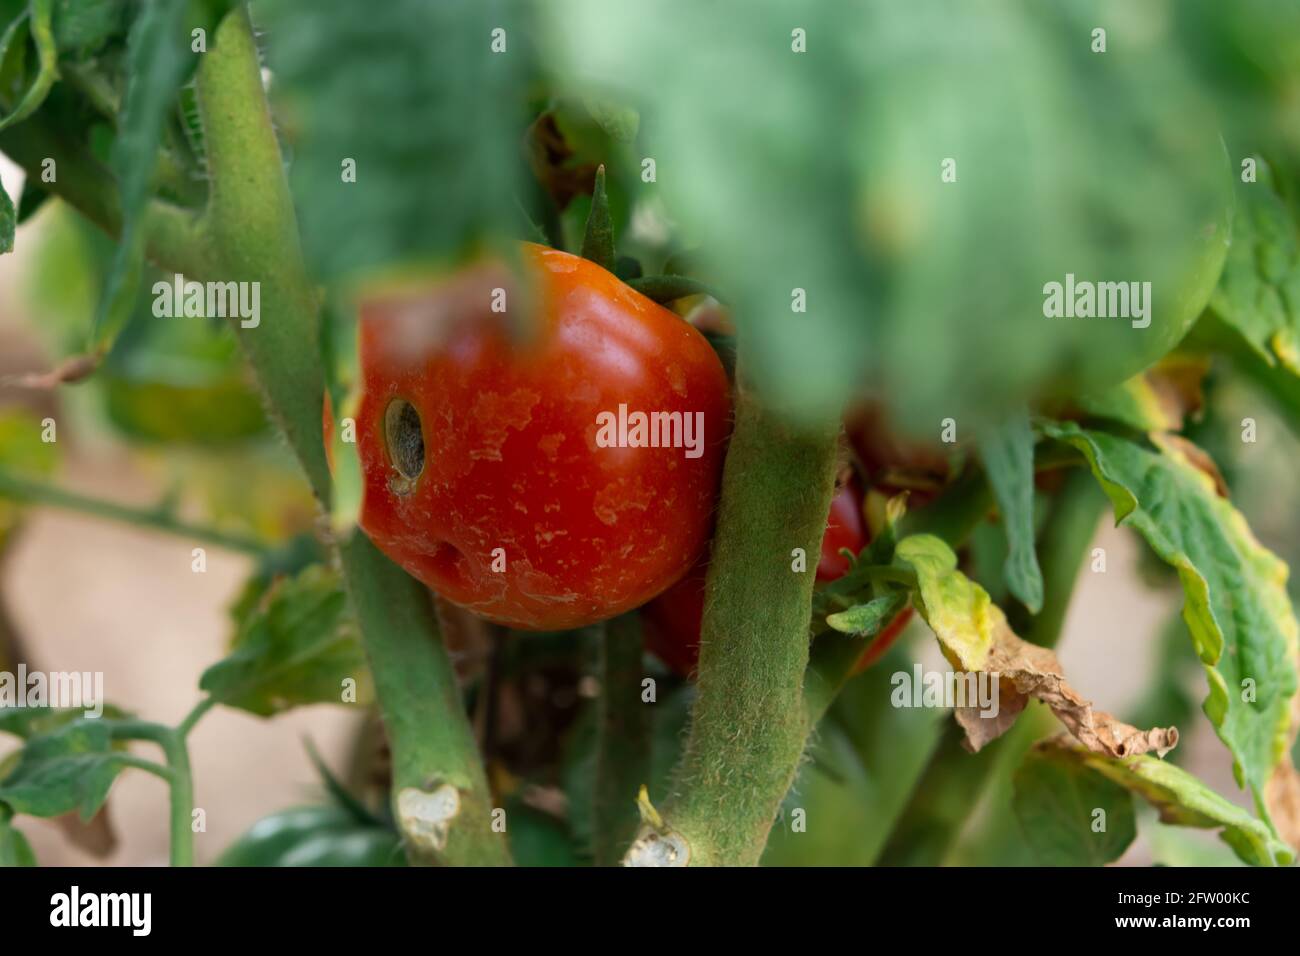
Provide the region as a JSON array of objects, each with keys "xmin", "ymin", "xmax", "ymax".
[
  {"xmin": 354, "ymin": 243, "xmax": 732, "ymax": 631},
  {"xmin": 644, "ymin": 482, "xmax": 891, "ymax": 677}
]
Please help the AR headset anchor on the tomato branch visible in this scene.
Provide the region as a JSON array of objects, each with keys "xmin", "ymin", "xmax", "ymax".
[
  {"xmin": 628, "ymin": 373, "xmax": 841, "ymax": 866},
  {"xmin": 0, "ymin": 469, "xmax": 270, "ymax": 556},
  {"xmin": 193, "ymin": 7, "xmax": 509, "ymax": 866}
]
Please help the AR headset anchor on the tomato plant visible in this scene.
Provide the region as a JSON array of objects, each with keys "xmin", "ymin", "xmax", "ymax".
[{"xmin": 0, "ymin": 0, "xmax": 1298, "ymax": 893}]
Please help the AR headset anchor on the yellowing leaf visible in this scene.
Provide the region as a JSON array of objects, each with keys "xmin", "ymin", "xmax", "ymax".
[
  {"xmin": 1039, "ymin": 739, "xmax": 1295, "ymax": 868},
  {"xmin": 894, "ymin": 534, "xmax": 993, "ymax": 671},
  {"xmin": 1043, "ymin": 422, "xmax": 1300, "ymax": 811}
]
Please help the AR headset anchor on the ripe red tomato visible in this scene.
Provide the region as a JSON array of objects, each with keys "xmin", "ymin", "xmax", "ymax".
[
  {"xmin": 643, "ymin": 480, "xmax": 910, "ymax": 677},
  {"xmin": 353, "ymin": 243, "xmax": 731, "ymax": 630}
]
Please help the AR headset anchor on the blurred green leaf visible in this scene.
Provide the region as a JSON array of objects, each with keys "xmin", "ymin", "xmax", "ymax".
[
  {"xmin": 764, "ymin": 641, "xmax": 944, "ymax": 866},
  {"xmin": 1077, "ymin": 371, "xmax": 1187, "ymax": 433},
  {"xmin": 262, "ymin": 0, "xmax": 534, "ymax": 282},
  {"xmin": 505, "ymin": 799, "xmax": 582, "ymax": 867},
  {"xmin": 0, "ymin": 175, "xmax": 12, "ymax": 252},
  {"xmin": 0, "ymin": 813, "xmax": 36, "ymax": 866},
  {"xmin": 0, "ymin": 0, "xmax": 57, "ymax": 132},
  {"xmin": 200, "ymin": 564, "xmax": 373, "ymax": 716},
  {"xmin": 1042, "ymin": 741, "xmax": 1294, "ymax": 867},
  {"xmin": 1011, "ymin": 744, "xmax": 1136, "ymax": 866},
  {"xmin": 1044, "ymin": 422, "xmax": 1300, "ymax": 806},
  {"xmin": 0, "ymin": 718, "xmax": 129, "ymax": 821},
  {"xmin": 92, "ymin": 0, "xmax": 212, "ymax": 352},
  {"xmin": 549, "ymin": 0, "xmax": 1232, "ymax": 427},
  {"xmin": 978, "ymin": 411, "xmax": 1043, "ymax": 613},
  {"xmin": 51, "ymin": 0, "xmax": 124, "ymax": 56},
  {"xmin": 1207, "ymin": 157, "xmax": 1300, "ymax": 376},
  {"xmin": 216, "ymin": 804, "xmax": 406, "ymax": 867},
  {"xmin": 15, "ymin": 179, "xmax": 45, "ymax": 222},
  {"xmin": 0, "ymin": 704, "xmax": 127, "ymax": 740}
]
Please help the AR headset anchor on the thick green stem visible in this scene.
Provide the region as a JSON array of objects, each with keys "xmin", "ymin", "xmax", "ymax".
[
  {"xmin": 194, "ymin": 7, "xmax": 330, "ymax": 500},
  {"xmin": 340, "ymin": 534, "xmax": 510, "ymax": 866},
  {"xmin": 876, "ymin": 467, "xmax": 1104, "ymax": 865},
  {"xmin": 0, "ymin": 470, "xmax": 268, "ymax": 556},
  {"xmin": 192, "ymin": 9, "xmax": 505, "ymax": 865},
  {"xmin": 593, "ymin": 614, "xmax": 651, "ymax": 866},
  {"xmin": 636, "ymin": 376, "xmax": 841, "ymax": 866}
]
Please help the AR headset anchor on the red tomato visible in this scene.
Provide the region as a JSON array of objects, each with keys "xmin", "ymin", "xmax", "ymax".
[
  {"xmin": 644, "ymin": 481, "xmax": 907, "ymax": 677},
  {"xmin": 354, "ymin": 242, "xmax": 731, "ymax": 630}
]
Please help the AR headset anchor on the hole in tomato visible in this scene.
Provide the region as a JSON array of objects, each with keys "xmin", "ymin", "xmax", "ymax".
[{"xmin": 384, "ymin": 398, "xmax": 425, "ymax": 485}]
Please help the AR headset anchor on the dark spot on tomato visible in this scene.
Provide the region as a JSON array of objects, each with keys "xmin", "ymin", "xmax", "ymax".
[{"xmin": 385, "ymin": 398, "xmax": 425, "ymax": 485}]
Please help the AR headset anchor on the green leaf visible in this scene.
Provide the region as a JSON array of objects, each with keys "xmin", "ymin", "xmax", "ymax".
[
  {"xmin": 1046, "ymin": 743, "xmax": 1295, "ymax": 867},
  {"xmin": 765, "ymin": 642, "xmax": 945, "ymax": 866},
  {"xmin": 825, "ymin": 593, "xmax": 906, "ymax": 637},
  {"xmin": 1042, "ymin": 422, "xmax": 1300, "ymax": 805},
  {"xmin": 0, "ymin": 176, "xmax": 12, "ymax": 253},
  {"xmin": 1011, "ymin": 744, "xmax": 1137, "ymax": 866},
  {"xmin": 549, "ymin": 0, "xmax": 1231, "ymax": 427},
  {"xmin": 15, "ymin": 180, "xmax": 46, "ymax": 223},
  {"xmin": 578, "ymin": 164, "xmax": 614, "ymax": 272},
  {"xmin": 1076, "ymin": 378, "xmax": 1169, "ymax": 432},
  {"xmin": 261, "ymin": 0, "xmax": 532, "ymax": 281},
  {"xmin": 0, "ymin": 0, "xmax": 57, "ymax": 132},
  {"xmin": 1208, "ymin": 157, "xmax": 1300, "ymax": 378},
  {"xmin": 978, "ymin": 410, "xmax": 1043, "ymax": 613},
  {"xmin": 0, "ymin": 703, "xmax": 127, "ymax": 740},
  {"xmin": 0, "ymin": 719, "xmax": 130, "ymax": 821},
  {"xmin": 91, "ymin": 0, "xmax": 203, "ymax": 353},
  {"xmin": 200, "ymin": 564, "xmax": 373, "ymax": 717},
  {"xmin": 0, "ymin": 814, "xmax": 36, "ymax": 866},
  {"xmin": 50, "ymin": 0, "xmax": 124, "ymax": 56},
  {"xmin": 894, "ymin": 534, "xmax": 994, "ymax": 671}
]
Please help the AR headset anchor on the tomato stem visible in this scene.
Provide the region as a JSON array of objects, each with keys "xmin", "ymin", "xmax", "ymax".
[
  {"xmin": 193, "ymin": 8, "xmax": 510, "ymax": 866},
  {"xmin": 593, "ymin": 614, "xmax": 652, "ymax": 865},
  {"xmin": 642, "ymin": 374, "xmax": 841, "ymax": 866},
  {"xmin": 0, "ymin": 470, "xmax": 270, "ymax": 557}
]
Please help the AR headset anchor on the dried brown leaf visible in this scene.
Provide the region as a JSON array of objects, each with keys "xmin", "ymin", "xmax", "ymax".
[{"xmin": 955, "ymin": 610, "xmax": 1179, "ymax": 758}]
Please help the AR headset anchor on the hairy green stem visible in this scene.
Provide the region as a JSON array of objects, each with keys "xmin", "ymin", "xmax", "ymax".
[
  {"xmin": 192, "ymin": 9, "xmax": 506, "ymax": 864},
  {"xmin": 593, "ymin": 614, "xmax": 651, "ymax": 865},
  {"xmin": 339, "ymin": 533, "xmax": 511, "ymax": 866},
  {"xmin": 195, "ymin": 7, "xmax": 330, "ymax": 500},
  {"xmin": 0, "ymin": 470, "xmax": 269, "ymax": 556},
  {"xmin": 876, "ymin": 467, "xmax": 1104, "ymax": 865},
  {"xmin": 638, "ymin": 376, "xmax": 841, "ymax": 866}
]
